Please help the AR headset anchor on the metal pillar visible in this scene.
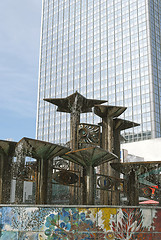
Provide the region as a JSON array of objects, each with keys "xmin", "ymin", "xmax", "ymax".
[
  {"xmin": 70, "ymin": 111, "xmax": 80, "ymax": 150},
  {"xmin": 102, "ymin": 116, "xmax": 114, "ymax": 174},
  {"xmin": 47, "ymin": 158, "xmax": 53, "ymax": 204},
  {"xmin": 101, "ymin": 116, "xmax": 114, "ymax": 204},
  {"xmin": 0, "ymin": 154, "xmax": 3, "ymax": 203},
  {"xmin": 15, "ymin": 156, "xmax": 25, "ymax": 204},
  {"xmin": 113, "ymin": 129, "xmax": 120, "ymax": 160},
  {"xmin": 70, "ymin": 111, "xmax": 80, "ymax": 204},
  {"xmin": 37, "ymin": 158, "xmax": 48, "ymax": 204},
  {"xmin": 0, "ymin": 141, "xmax": 17, "ymax": 204},
  {"xmin": 0, "ymin": 153, "xmax": 15, "ymax": 204},
  {"xmin": 94, "ymin": 105, "xmax": 126, "ymax": 205},
  {"xmin": 2, "ymin": 156, "xmax": 13, "ymax": 203},
  {"xmin": 83, "ymin": 165, "xmax": 95, "ymax": 205},
  {"xmin": 127, "ymin": 170, "xmax": 139, "ymax": 206}
]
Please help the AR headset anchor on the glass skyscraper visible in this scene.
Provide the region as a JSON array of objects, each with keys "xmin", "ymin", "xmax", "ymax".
[{"xmin": 36, "ymin": 0, "xmax": 161, "ymax": 144}]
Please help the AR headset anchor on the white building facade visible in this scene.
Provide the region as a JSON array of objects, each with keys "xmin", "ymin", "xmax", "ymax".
[
  {"xmin": 36, "ymin": 0, "xmax": 161, "ymax": 144},
  {"xmin": 121, "ymin": 137, "xmax": 161, "ymax": 162}
]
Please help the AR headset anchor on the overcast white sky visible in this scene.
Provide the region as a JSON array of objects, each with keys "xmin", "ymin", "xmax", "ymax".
[{"xmin": 0, "ymin": 0, "xmax": 42, "ymax": 141}]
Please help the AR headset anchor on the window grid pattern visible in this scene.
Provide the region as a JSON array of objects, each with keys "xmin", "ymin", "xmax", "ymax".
[
  {"xmin": 149, "ymin": 0, "xmax": 161, "ymax": 138},
  {"xmin": 36, "ymin": 0, "xmax": 161, "ymax": 144}
]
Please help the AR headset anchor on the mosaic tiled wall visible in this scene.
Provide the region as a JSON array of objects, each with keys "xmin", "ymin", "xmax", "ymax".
[{"xmin": 0, "ymin": 205, "xmax": 161, "ymax": 239}]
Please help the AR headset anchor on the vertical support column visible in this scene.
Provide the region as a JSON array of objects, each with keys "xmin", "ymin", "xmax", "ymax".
[
  {"xmin": 36, "ymin": 158, "xmax": 48, "ymax": 204},
  {"xmin": 86, "ymin": 165, "xmax": 94, "ymax": 205},
  {"xmin": 39, "ymin": 158, "xmax": 48, "ymax": 204},
  {"xmin": 15, "ymin": 156, "xmax": 25, "ymax": 204},
  {"xmin": 15, "ymin": 181, "xmax": 24, "ymax": 203},
  {"xmin": 70, "ymin": 111, "xmax": 80, "ymax": 204},
  {"xmin": 2, "ymin": 156, "xmax": 13, "ymax": 203},
  {"xmin": 82, "ymin": 167, "xmax": 87, "ymax": 205},
  {"xmin": 36, "ymin": 159, "xmax": 40, "ymax": 204},
  {"xmin": 0, "ymin": 154, "xmax": 3, "ymax": 203},
  {"xmin": 100, "ymin": 118, "xmax": 108, "ymax": 204},
  {"xmin": 112, "ymin": 129, "xmax": 121, "ymax": 204},
  {"xmin": 0, "ymin": 153, "xmax": 15, "ymax": 204},
  {"xmin": 47, "ymin": 158, "xmax": 53, "ymax": 204},
  {"xmin": 127, "ymin": 170, "xmax": 139, "ymax": 206},
  {"xmin": 102, "ymin": 116, "xmax": 113, "ymax": 152},
  {"xmin": 70, "ymin": 111, "xmax": 80, "ymax": 150},
  {"xmin": 107, "ymin": 117, "xmax": 114, "ymax": 176},
  {"xmin": 113, "ymin": 129, "xmax": 120, "ymax": 160},
  {"xmin": 101, "ymin": 116, "xmax": 114, "ymax": 204}
]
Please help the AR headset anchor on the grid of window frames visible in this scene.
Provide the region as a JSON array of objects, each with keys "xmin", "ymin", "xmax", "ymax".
[
  {"xmin": 36, "ymin": 0, "xmax": 161, "ymax": 144},
  {"xmin": 149, "ymin": 0, "xmax": 161, "ymax": 138}
]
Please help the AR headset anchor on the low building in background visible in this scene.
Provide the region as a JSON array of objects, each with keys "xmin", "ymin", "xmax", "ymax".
[{"xmin": 121, "ymin": 137, "xmax": 161, "ymax": 162}]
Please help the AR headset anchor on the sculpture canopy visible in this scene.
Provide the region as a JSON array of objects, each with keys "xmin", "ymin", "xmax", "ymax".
[
  {"xmin": 44, "ymin": 91, "xmax": 107, "ymax": 113},
  {"xmin": 113, "ymin": 118, "xmax": 140, "ymax": 130},
  {"xmin": 62, "ymin": 146, "xmax": 118, "ymax": 167},
  {"xmin": 111, "ymin": 161, "xmax": 161, "ymax": 189},
  {"xmin": 111, "ymin": 161, "xmax": 161, "ymax": 175},
  {"xmin": 94, "ymin": 105, "xmax": 127, "ymax": 118},
  {"xmin": 16, "ymin": 137, "xmax": 70, "ymax": 161},
  {"xmin": 0, "ymin": 140, "xmax": 17, "ymax": 156},
  {"xmin": 98, "ymin": 118, "xmax": 139, "ymax": 130}
]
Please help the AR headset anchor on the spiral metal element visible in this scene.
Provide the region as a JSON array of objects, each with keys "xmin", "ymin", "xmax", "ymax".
[{"xmin": 78, "ymin": 124, "xmax": 100, "ymax": 145}]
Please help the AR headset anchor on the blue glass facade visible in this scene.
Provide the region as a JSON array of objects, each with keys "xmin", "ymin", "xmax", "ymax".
[
  {"xmin": 36, "ymin": 0, "xmax": 161, "ymax": 143},
  {"xmin": 149, "ymin": 0, "xmax": 161, "ymax": 138}
]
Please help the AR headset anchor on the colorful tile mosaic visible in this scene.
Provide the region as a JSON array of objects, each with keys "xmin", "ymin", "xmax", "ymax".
[
  {"xmin": 0, "ymin": 206, "xmax": 161, "ymax": 239},
  {"xmin": 1, "ymin": 231, "xmax": 18, "ymax": 240}
]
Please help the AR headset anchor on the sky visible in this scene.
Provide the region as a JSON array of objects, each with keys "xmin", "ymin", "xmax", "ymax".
[{"xmin": 0, "ymin": 0, "xmax": 42, "ymax": 142}]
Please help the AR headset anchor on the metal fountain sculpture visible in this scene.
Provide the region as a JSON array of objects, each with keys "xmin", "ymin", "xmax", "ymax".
[
  {"xmin": 0, "ymin": 92, "xmax": 160, "ymax": 206},
  {"xmin": 44, "ymin": 92, "xmax": 119, "ymax": 204}
]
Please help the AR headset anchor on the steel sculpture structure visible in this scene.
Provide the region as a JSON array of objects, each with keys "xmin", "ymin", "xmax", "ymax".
[
  {"xmin": 1, "ymin": 92, "xmax": 160, "ymax": 206},
  {"xmin": 0, "ymin": 140, "xmax": 17, "ymax": 203}
]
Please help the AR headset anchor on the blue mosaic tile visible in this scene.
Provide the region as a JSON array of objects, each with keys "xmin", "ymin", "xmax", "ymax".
[
  {"xmin": 21, "ymin": 207, "xmax": 39, "ymax": 231},
  {"xmin": 1, "ymin": 207, "xmax": 40, "ymax": 232},
  {"xmin": 1, "ymin": 207, "xmax": 16, "ymax": 231},
  {"xmin": 39, "ymin": 207, "xmax": 80, "ymax": 239},
  {"xmin": 60, "ymin": 208, "xmax": 79, "ymax": 231},
  {"xmin": 0, "ymin": 231, "xmax": 18, "ymax": 240},
  {"xmin": 38, "ymin": 207, "xmax": 59, "ymax": 232},
  {"xmin": 78, "ymin": 208, "xmax": 99, "ymax": 235},
  {"xmin": 18, "ymin": 231, "xmax": 38, "ymax": 240},
  {"xmin": 0, "ymin": 206, "xmax": 158, "ymax": 240}
]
